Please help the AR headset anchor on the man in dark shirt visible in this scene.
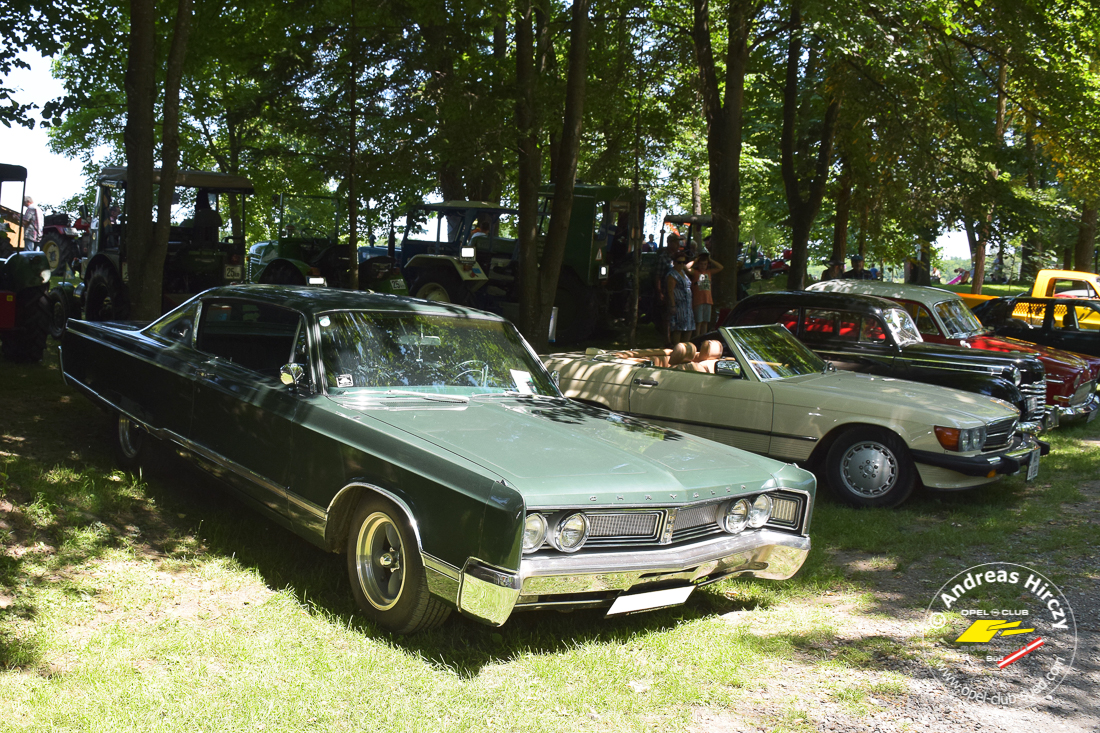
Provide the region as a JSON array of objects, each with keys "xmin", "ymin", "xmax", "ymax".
[{"xmin": 843, "ymin": 254, "xmax": 874, "ymax": 280}]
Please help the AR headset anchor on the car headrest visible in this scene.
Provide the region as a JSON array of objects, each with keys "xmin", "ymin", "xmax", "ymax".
[
  {"xmin": 696, "ymin": 340, "xmax": 723, "ymax": 361},
  {"xmin": 669, "ymin": 342, "xmax": 697, "ymax": 366}
]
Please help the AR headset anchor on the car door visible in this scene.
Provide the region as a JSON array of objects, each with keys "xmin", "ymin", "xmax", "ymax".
[
  {"xmin": 189, "ymin": 298, "xmax": 306, "ymax": 517},
  {"xmin": 625, "ymin": 360, "xmax": 775, "ymax": 456},
  {"xmin": 1046, "ymin": 302, "xmax": 1100, "ymax": 357}
]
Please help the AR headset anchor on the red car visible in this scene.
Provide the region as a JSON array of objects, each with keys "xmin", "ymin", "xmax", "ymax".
[{"xmin": 809, "ymin": 280, "xmax": 1100, "ymax": 425}]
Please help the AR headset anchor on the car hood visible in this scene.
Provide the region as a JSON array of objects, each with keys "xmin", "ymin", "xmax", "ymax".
[
  {"xmin": 329, "ymin": 394, "xmax": 796, "ymax": 507},
  {"xmin": 771, "ymin": 371, "xmax": 1019, "ymax": 424}
]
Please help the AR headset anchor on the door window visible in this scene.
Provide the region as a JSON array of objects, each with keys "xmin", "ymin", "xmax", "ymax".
[{"xmin": 196, "ymin": 299, "xmax": 303, "ymax": 377}]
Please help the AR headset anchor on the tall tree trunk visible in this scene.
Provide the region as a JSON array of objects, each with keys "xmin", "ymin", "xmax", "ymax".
[
  {"xmin": 1020, "ymin": 130, "xmax": 1039, "ymax": 282},
  {"xmin": 516, "ymin": 0, "xmax": 541, "ymax": 340},
  {"xmin": 972, "ymin": 62, "xmax": 1008, "ymax": 295},
  {"xmin": 965, "ymin": 216, "xmax": 985, "ymax": 293},
  {"xmin": 1075, "ymin": 203, "xmax": 1097, "ymax": 273},
  {"xmin": 692, "ymin": 0, "xmax": 753, "ymax": 308},
  {"xmin": 152, "ymin": 0, "xmax": 192, "ymax": 319},
  {"xmin": 347, "ymin": 0, "xmax": 359, "ymax": 290},
  {"xmin": 780, "ymin": 0, "xmax": 840, "ymax": 291},
  {"xmin": 533, "ymin": 0, "xmax": 590, "ymax": 352},
  {"xmin": 830, "ymin": 157, "xmax": 851, "ymax": 271},
  {"xmin": 692, "ymin": 177, "xmax": 702, "ymax": 215},
  {"xmin": 124, "ymin": 0, "xmax": 157, "ymax": 320}
]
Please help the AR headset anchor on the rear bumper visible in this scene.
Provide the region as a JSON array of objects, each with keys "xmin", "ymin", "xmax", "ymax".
[
  {"xmin": 911, "ymin": 433, "xmax": 1048, "ymax": 478},
  {"xmin": 455, "ymin": 530, "xmax": 810, "ymax": 626}
]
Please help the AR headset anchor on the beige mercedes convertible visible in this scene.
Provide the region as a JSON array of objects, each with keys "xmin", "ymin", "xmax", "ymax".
[{"xmin": 544, "ymin": 325, "xmax": 1046, "ymax": 508}]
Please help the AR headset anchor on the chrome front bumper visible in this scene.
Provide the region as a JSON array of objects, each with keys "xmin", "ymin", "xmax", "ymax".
[{"xmin": 454, "ymin": 529, "xmax": 810, "ymax": 626}]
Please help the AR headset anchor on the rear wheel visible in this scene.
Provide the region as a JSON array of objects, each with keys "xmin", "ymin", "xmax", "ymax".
[
  {"xmin": 410, "ymin": 270, "xmax": 465, "ymax": 303},
  {"xmin": 260, "ymin": 261, "xmax": 307, "ymax": 285},
  {"xmin": 40, "ymin": 232, "xmax": 72, "ymax": 275},
  {"xmin": 1, "ymin": 286, "xmax": 50, "ymax": 362},
  {"xmin": 84, "ymin": 264, "xmax": 129, "ymax": 321},
  {"xmin": 823, "ymin": 426, "xmax": 916, "ymax": 508},
  {"xmin": 346, "ymin": 495, "xmax": 450, "ymax": 634}
]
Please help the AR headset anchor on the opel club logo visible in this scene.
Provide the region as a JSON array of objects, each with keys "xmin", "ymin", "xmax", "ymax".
[{"xmin": 921, "ymin": 563, "xmax": 1077, "ymax": 707}]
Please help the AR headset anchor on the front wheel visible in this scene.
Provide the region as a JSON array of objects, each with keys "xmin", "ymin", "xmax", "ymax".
[
  {"xmin": 410, "ymin": 270, "xmax": 465, "ymax": 303},
  {"xmin": 114, "ymin": 413, "xmax": 146, "ymax": 469},
  {"xmin": 84, "ymin": 265, "xmax": 129, "ymax": 321},
  {"xmin": 823, "ymin": 426, "xmax": 916, "ymax": 508},
  {"xmin": 46, "ymin": 288, "xmax": 70, "ymax": 340},
  {"xmin": 346, "ymin": 495, "xmax": 450, "ymax": 634}
]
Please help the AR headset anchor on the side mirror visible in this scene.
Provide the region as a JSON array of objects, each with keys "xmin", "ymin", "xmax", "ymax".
[
  {"xmin": 280, "ymin": 363, "xmax": 306, "ymax": 390},
  {"xmin": 715, "ymin": 359, "xmax": 742, "ymax": 378}
]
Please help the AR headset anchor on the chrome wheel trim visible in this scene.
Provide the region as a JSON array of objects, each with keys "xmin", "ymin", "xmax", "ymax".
[
  {"xmin": 839, "ymin": 441, "xmax": 898, "ymax": 498},
  {"xmin": 415, "ymin": 282, "xmax": 451, "ymax": 302},
  {"xmin": 118, "ymin": 416, "xmax": 141, "ymax": 459},
  {"xmin": 354, "ymin": 512, "xmax": 405, "ymax": 611}
]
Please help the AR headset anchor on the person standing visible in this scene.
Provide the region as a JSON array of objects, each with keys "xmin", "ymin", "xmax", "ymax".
[
  {"xmin": 666, "ymin": 252, "xmax": 695, "ymax": 343},
  {"xmin": 689, "ymin": 251, "xmax": 724, "ymax": 337},
  {"xmin": 21, "ymin": 195, "xmax": 43, "ymax": 252}
]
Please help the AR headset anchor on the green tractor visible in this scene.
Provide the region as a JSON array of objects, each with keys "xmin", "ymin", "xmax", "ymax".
[
  {"xmin": 48, "ymin": 167, "xmax": 254, "ymax": 332},
  {"xmin": 0, "ymin": 163, "xmax": 52, "ymax": 361},
  {"xmin": 363, "ymin": 184, "xmax": 645, "ymax": 342},
  {"xmin": 247, "ymin": 194, "xmax": 407, "ymax": 295}
]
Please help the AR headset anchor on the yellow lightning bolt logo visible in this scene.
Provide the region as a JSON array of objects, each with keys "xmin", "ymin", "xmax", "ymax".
[{"xmin": 955, "ymin": 620, "xmax": 1035, "ymax": 643}]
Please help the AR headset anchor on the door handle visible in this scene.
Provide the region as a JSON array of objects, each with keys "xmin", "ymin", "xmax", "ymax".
[{"xmin": 633, "ymin": 378, "xmax": 659, "ymax": 386}]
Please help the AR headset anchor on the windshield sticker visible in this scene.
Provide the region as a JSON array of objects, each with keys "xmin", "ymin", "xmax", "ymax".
[
  {"xmin": 319, "ymin": 316, "xmax": 332, "ymax": 328},
  {"xmin": 336, "ymin": 374, "xmax": 354, "ymax": 388},
  {"xmin": 510, "ymin": 369, "xmax": 534, "ymax": 394}
]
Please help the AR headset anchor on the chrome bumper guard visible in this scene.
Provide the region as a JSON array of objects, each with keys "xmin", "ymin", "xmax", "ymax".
[
  {"xmin": 456, "ymin": 530, "xmax": 810, "ymax": 626},
  {"xmin": 1058, "ymin": 393, "xmax": 1100, "ymax": 424},
  {"xmin": 911, "ymin": 433, "xmax": 1048, "ymax": 478}
]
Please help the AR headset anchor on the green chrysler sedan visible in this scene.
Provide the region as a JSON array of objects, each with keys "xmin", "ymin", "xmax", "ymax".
[{"xmin": 60, "ymin": 285, "xmax": 815, "ymax": 633}]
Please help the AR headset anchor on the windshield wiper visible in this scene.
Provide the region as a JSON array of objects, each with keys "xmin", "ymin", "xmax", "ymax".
[{"xmin": 379, "ymin": 390, "xmax": 470, "ymax": 403}]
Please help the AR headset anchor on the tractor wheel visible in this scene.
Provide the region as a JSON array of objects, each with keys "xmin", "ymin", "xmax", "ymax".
[
  {"xmin": 84, "ymin": 264, "xmax": 129, "ymax": 321},
  {"xmin": 40, "ymin": 232, "xmax": 71, "ymax": 275},
  {"xmin": 410, "ymin": 270, "xmax": 466, "ymax": 304},
  {"xmin": 1, "ymin": 286, "xmax": 50, "ymax": 362},
  {"xmin": 46, "ymin": 288, "xmax": 71, "ymax": 340},
  {"xmin": 260, "ymin": 262, "xmax": 307, "ymax": 285}
]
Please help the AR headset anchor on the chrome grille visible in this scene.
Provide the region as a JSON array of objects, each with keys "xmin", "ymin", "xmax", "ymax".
[
  {"xmin": 1071, "ymin": 380, "xmax": 1096, "ymax": 407},
  {"xmin": 1019, "ymin": 381, "xmax": 1045, "ymax": 397},
  {"xmin": 585, "ymin": 511, "xmax": 661, "ymax": 546},
  {"xmin": 984, "ymin": 416, "xmax": 1017, "ymax": 451},
  {"xmin": 671, "ymin": 503, "xmax": 723, "ymax": 543}
]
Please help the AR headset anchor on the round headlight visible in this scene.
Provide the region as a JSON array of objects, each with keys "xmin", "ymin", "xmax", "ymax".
[
  {"xmin": 959, "ymin": 429, "xmax": 972, "ymax": 452},
  {"xmin": 554, "ymin": 512, "xmax": 589, "ymax": 552},
  {"xmin": 522, "ymin": 513, "xmax": 547, "ymax": 553},
  {"xmin": 748, "ymin": 494, "xmax": 773, "ymax": 528},
  {"xmin": 723, "ymin": 498, "xmax": 750, "ymax": 533}
]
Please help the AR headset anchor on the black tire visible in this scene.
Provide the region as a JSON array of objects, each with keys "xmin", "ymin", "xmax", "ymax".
[
  {"xmin": 410, "ymin": 270, "xmax": 465, "ymax": 303},
  {"xmin": 40, "ymin": 232, "xmax": 71, "ymax": 275},
  {"xmin": 114, "ymin": 413, "xmax": 145, "ymax": 469},
  {"xmin": 46, "ymin": 288, "xmax": 70, "ymax": 340},
  {"xmin": 84, "ymin": 264, "xmax": 129, "ymax": 321},
  {"xmin": 822, "ymin": 426, "xmax": 917, "ymax": 509},
  {"xmin": 260, "ymin": 261, "xmax": 307, "ymax": 285},
  {"xmin": 1, "ymin": 286, "xmax": 50, "ymax": 362},
  {"xmin": 346, "ymin": 495, "xmax": 450, "ymax": 634}
]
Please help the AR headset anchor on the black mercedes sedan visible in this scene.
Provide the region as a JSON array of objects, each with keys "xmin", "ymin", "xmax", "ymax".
[{"xmin": 724, "ymin": 291, "xmax": 1050, "ymax": 432}]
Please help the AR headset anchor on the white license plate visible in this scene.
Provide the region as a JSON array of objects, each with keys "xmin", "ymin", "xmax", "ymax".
[
  {"xmin": 224, "ymin": 265, "xmax": 242, "ymax": 280},
  {"xmin": 606, "ymin": 586, "xmax": 694, "ymax": 616},
  {"xmin": 1026, "ymin": 448, "xmax": 1040, "ymax": 481},
  {"xmin": 390, "ymin": 279, "xmax": 406, "ymax": 290}
]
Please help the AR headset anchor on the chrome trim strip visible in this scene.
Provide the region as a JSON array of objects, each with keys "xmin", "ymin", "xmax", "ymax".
[
  {"xmin": 423, "ymin": 553, "xmax": 461, "ymax": 581},
  {"xmin": 287, "ymin": 490, "xmax": 326, "ymax": 520},
  {"xmin": 629, "ymin": 412, "xmax": 818, "ymax": 443},
  {"xmin": 458, "ymin": 559, "xmax": 522, "ymax": 626},
  {"xmin": 326, "ymin": 482, "xmax": 424, "ymax": 555}
]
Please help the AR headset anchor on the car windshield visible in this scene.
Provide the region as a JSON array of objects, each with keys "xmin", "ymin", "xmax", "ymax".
[
  {"xmin": 317, "ymin": 311, "xmax": 557, "ymax": 396},
  {"xmin": 935, "ymin": 299, "xmax": 985, "ymax": 338},
  {"xmin": 883, "ymin": 308, "xmax": 922, "ymax": 345},
  {"xmin": 722, "ymin": 325, "xmax": 826, "ymax": 380}
]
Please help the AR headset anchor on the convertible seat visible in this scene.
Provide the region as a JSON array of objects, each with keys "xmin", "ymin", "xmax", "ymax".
[
  {"xmin": 667, "ymin": 342, "xmax": 697, "ymax": 368},
  {"xmin": 608, "ymin": 347, "xmax": 673, "ymax": 367},
  {"xmin": 673, "ymin": 339, "xmax": 723, "ymax": 372}
]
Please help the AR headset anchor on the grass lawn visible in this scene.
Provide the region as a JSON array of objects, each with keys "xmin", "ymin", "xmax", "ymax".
[{"xmin": 1, "ymin": 343, "xmax": 1097, "ymax": 732}]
